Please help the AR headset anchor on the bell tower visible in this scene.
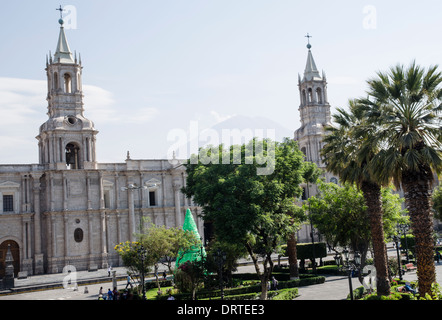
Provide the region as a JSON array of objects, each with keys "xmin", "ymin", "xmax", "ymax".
[
  {"xmin": 37, "ymin": 17, "xmax": 98, "ymax": 170},
  {"xmin": 294, "ymin": 35, "xmax": 331, "ymax": 169}
]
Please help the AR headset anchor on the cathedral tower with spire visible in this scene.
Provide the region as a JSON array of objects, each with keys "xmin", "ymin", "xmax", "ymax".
[
  {"xmin": 38, "ymin": 18, "xmax": 98, "ymax": 170},
  {"xmin": 294, "ymin": 36, "xmax": 336, "ymax": 203},
  {"xmin": 295, "ymin": 37, "xmax": 331, "ymax": 168}
]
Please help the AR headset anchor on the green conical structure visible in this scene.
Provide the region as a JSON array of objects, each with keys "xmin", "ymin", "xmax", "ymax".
[{"xmin": 175, "ymin": 209, "xmax": 206, "ymax": 269}]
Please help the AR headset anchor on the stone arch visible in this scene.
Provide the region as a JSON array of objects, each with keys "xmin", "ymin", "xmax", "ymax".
[
  {"xmin": 64, "ymin": 73, "xmax": 72, "ymax": 93},
  {"xmin": 0, "ymin": 240, "xmax": 20, "ymax": 278},
  {"xmin": 308, "ymin": 88, "xmax": 313, "ymax": 103},
  {"xmin": 65, "ymin": 142, "xmax": 81, "ymax": 169},
  {"xmin": 316, "ymin": 87, "xmax": 323, "ymax": 104}
]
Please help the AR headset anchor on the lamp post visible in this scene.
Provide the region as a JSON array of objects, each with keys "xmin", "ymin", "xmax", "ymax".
[
  {"xmin": 397, "ymin": 223, "xmax": 410, "ymax": 263},
  {"xmin": 393, "ymin": 235, "xmax": 403, "ymax": 280},
  {"xmin": 137, "ymin": 244, "xmax": 147, "ymax": 300},
  {"xmin": 121, "ymin": 183, "xmax": 148, "ymax": 241},
  {"xmin": 334, "ymin": 248, "xmax": 361, "ymax": 300},
  {"xmin": 215, "ymin": 249, "xmax": 227, "ymax": 300}
]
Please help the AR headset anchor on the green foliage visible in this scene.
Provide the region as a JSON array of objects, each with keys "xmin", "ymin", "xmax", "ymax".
[
  {"xmin": 137, "ymin": 220, "xmax": 200, "ymax": 273},
  {"xmin": 183, "ymin": 137, "xmax": 315, "ymax": 299},
  {"xmin": 175, "ymin": 260, "xmax": 206, "ymax": 299},
  {"xmin": 183, "ymin": 138, "xmax": 306, "ymax": 244},
  {"xmin": 294, "ymin": 243, "xmax": 327, "ymax": 260},
  {"xmin": 433, "ymin": 184, "xmax": 442, "ymax": 220},
  {"xmin": 154, "ymin": 273, "xmax": 324, "ymax": 300},
  {"xmin": 114, "ymin": 241, "xmax": 155, "ymax": 276},
  {"xmin": 305, "ymin": 181, "xmax": 369, "ymax": 250},
  {"xmin": 306, "ymin": 181, "xmax": 406, "ymax": 251}
]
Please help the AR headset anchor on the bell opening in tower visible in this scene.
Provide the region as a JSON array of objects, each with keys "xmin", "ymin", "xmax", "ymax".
[{"xmin": 65, "ymin": 143, "xmax": 81, "ymax": 169}]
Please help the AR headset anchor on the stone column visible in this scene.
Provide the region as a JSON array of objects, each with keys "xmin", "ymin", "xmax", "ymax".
[
  {"xmin": 32, "ymin": 180, "xmax": 44, "ymax": 274},
  {"xmin": 64, "ymin": 214, "xmax": 69, "ymax": 259},
  {"xmin": 128, "ymin": 189, "xmax": 135, "ymax": 242},
  {"xmin": 173, "ymin": 181, "xmax": 182, "ymax": 228}
]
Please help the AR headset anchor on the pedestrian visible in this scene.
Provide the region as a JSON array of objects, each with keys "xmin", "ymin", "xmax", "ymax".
[
  {"xmin": 98, "ymin": 294, "xmax": 104, "ymax": 300},
  {"xmin": 108, "ymin": 265, "xmax": 112, "ymax": 277},
  {"xmin": 99, "ymin": 286, "xmax": 103, "ymax": 296},
  {"xmin": 163, "ymin": 271, "xmax": 167, "ymax": 280},
  {"xmin": 107, "ymin": 288, "xmax": 113, "ymax": 300},
  {"xmin": 125, "ymin": 274, "xmax": 133, "ymax": 289},
  {"xmin": 167, "ymin": 293, "xmax": 175, "ymax": 300},
  {"xmin": 112, "ymin": 287, "xmax": 119, "ymax": 300},
  {"xmin": 272, "ymin": 276, "xmax": 278, "ymax": 290}
]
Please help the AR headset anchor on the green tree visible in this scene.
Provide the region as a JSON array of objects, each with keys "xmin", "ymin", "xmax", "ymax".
[
  {"xmin": 136, "ymin": 221, "xmax": 199, "ymax": 292},
  {"xmin": 183, "ymin": 138, "xmax": 307, "ymax": 299},
  {"xmin": 432, "ymin": 184, "xmax": 442, "ymax": 221},
  {"xmin": 306, "ymin": 181, "xmax": 370, "ymax": 261},
  {"xmin": 306, "ymin": 182, "xmax": 405, "ymax": 270},
  {"xmin": 114, "ymin": 240, "xmax": 156, "ymax": 296},
  {"xmin": 358, "ymin": 61, "xmax": 442, "ymax": 297},
  {"xmin": 321, "ymin": 100, "xmax": 391, "ymax": 295}
]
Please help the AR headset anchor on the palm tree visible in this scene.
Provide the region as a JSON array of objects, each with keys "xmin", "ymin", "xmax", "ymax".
[
  {"xmin": 321, "ymin": 99, "xmax": 391, "ymax": 296},
  {"xmin": 358, "ymin": 61, "xmax": 442, "ymax": 297}
]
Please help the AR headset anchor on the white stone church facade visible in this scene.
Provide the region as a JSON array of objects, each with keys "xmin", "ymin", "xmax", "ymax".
[{"xmin": 0, "ymin": 20, "xmax": 202, "ymax": 277}]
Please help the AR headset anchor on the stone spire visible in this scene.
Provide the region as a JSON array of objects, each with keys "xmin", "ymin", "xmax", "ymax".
[
  {"xmin": 53, "ymin": 18, "xmax": 75, "ymax": 64},
  {"xmin": 303, "ymin": 44, "xmax": 321, "ymax": 81}
]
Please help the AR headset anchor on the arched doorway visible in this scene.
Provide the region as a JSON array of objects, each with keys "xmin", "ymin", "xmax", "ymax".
[
  {"xmin": 66, "ymin": 143, "xmax": 81, "ymax": 169},
  {"xmin": 0, "ymin": 240, "xmax": 20, "ymax": 278}
]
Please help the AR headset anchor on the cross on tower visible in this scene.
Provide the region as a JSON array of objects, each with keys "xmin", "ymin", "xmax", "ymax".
[
  {"xmin": 305, "ymin": 33, "xmax": 312, "ymax": 49},
  {"xmin": 56, "ymin": 5, "xmax": 64, "ymax": 19}
]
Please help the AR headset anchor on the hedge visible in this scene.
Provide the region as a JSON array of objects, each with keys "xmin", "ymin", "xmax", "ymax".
[{"xmin": 154, "ymin": 274, "xmax": 324, "ymax": 300}]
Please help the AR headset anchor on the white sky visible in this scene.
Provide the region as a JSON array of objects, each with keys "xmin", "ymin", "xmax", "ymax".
[{"xmin": 0, "ymin": 1, "xmax": 441, "ymax": 164}]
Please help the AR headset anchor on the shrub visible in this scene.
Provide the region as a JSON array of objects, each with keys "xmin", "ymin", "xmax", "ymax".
[{"xmin": 271, "ymin": 288, "xmax": 299, "ymax": 300}]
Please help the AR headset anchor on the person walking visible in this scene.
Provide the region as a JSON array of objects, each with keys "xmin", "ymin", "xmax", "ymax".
[
  {"xmin": 107, "ymin": 288, "xmax": 113, "ymax": 300},
  {"xmin": 125, "ymin": 274, "xmax": 133, "ymax": 289},
  {"xmin": 272, "ymin": 276, "xmax": 278, "ymax": 290}
]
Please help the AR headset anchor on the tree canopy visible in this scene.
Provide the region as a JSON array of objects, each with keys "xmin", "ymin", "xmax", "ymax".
[{"xmin": 182, "ymin": 137, "xmax": 313, "ymax": 299}]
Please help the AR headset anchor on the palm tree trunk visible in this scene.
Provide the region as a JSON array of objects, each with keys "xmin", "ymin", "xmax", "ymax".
[
  {"xmin": 402, "ymin": 169, "xmax": 436, "ymax": 297},
  {"xmin": 361, "ymin": 180, "xmax": 391, "ymax": 296},
  {"xmin": 287, "ymin": 232, "xmax": 300, "ymax": 279}
]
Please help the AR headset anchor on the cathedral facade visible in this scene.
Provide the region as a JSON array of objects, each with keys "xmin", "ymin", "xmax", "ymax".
[{"xmin": 0, "ymin": 20, "xmax": 202, "ymax": 277}]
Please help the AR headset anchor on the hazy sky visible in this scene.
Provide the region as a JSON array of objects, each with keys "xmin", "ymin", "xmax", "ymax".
[{"xmin": 1, "ymin": 1, "xmax": 441, "ymax": 164}]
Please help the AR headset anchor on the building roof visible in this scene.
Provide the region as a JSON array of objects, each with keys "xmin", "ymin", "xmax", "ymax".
[
  {"xmin": 53, "ymin": 20, "xmax": 75, "ymax": 64},
  {"xmin": 303, "ymin": 48, "xmax": 322, "ymax": 82}
]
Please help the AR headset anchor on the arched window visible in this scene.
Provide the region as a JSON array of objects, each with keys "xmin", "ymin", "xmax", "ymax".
[
  {"xmin": 74, "ymin": 228, "xmax": 84, "ymax": 243},
  {"xmin": 301, "ymin": 147, "xmax": 307, "ymax": 157},
  {"xmin": 316, "ymin": 88, "xmax": 323, "ymax": 104},
  {"xmin": 66, "ymin": 143, "xmax": 80, "ymax": 169},
  {"xmin": 64, "ymin": 73, "xmax": 72, "ymax": 93},
  {"xmin": 308, "ymin": 88, "xmax": 313, "ymax": 103}
]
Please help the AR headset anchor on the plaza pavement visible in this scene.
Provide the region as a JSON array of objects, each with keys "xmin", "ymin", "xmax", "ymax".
[{"xmin": 0, "ymin": 246, "xmax": 440, "ymax": 300}]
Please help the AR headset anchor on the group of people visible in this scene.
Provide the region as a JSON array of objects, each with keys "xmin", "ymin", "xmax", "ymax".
[{"xmin": 98, "ymin": 286, "xmax": 134, "ymax": 300}]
